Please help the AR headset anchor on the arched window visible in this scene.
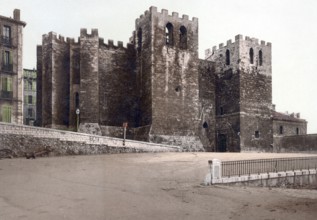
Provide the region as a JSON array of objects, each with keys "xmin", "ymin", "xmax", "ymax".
[
  {"xmin": 249, "ymin": 48, "xmax": 254, "ymax": 64},
  {"xmin": 259, "ymin": 50, "xmax": 263, "ymax": 66},
  {"xmin": 226, "ymin": 49, "xmax": 230, "ymax": 65},
  {"xmin": 179, "ymin": 26, "xmax": 187, "ymax": 49},
  {"xmin": 165, "ymin": 23, "xmax": 173, "ymax": 46},
  {"xmin": 137, "ymin": 28, "xmax": 142, "ymax": 52},
  {"xmin": 75, "ymin": 92, "xmax": 79, "ymax": 109}
]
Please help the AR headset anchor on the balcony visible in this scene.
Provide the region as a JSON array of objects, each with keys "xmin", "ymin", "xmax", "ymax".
[
  {"xmin": 2, "ymin": 64, "xmax": 13, "ymax": 73},
  {"xmin": 0, "ymin": 91, "xmax": 13, "ymax": 100},
  {"xmin": 1, "ymin": 36, "xmax": 12, "ymax": 47}
]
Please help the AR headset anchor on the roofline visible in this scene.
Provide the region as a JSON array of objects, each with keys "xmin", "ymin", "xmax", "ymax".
[{"xmin": 0, "ymin": 15, "xmax": 26, "ymax": 27}]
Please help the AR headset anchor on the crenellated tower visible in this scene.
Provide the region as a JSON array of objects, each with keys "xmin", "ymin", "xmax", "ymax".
[
  {"xmin": 39, "ymin": 32, "xmax": 70, "ymax": 129},
  {"xmin": 206, "ymin": 35, "xmax": 273, "ymax": 152},
  {"xmin": 134, "ymin": 7, "xmax": 202, "ymax": 149}
]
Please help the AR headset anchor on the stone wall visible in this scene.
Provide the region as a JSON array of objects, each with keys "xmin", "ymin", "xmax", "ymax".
[
  {"xmin": 0, "ymin": 122, "xmax": 180, "ymax": 157},
  {"xmin": 98, "ymin": 40, "xmax": 137, "ymax": 127},
  {"xmin": 198, "ymin": 60, "xmax": 216, "ymax": 151},
  {"xmin": 274, "ymin": 134, "xmax": 317, "ymax": 153}
]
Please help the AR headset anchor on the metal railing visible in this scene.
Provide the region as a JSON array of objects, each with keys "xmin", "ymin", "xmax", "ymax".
[
  {"xmin": 2, "ymin": 64, "xmax": 13, "ymax": 72},
  {"xmin": 0, "ymin": 91, "xmax": 13, "ymax": 99},
  {"xmin": 1, "ymin": 36, "xmax": 11, "ymax": 46},
  {"xmin": 209, "ymin": 157, "xmax": 317, "ymax": 177}
]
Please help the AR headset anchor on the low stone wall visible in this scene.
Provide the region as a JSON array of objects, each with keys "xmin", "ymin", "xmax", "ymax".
[
  {"xmin": 0, "ymin": 122, "xmax": 181, "ymax": 157},
  {"xmin": 274, "ymin": 134, "xmax": 317, "ymax": 153},
  {"xmin": 206, "ymin": 170, "xmax": 317, "ymax": 189}
]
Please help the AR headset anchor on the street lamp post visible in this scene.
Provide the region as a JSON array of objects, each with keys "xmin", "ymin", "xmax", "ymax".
[{"xmin": 76, "ymin": 108, "xmax": 80, "ymax": 131}]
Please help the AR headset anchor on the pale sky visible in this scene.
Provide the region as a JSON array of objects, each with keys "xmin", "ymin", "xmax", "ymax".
[{"xmin": 2, "ymin": 0, "xmax": 317, "ymax": 133}]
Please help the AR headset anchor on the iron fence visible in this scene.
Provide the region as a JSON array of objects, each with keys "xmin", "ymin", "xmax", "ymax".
[{"xmin": 209, "ymin": 156, "xmax": 317, "ymax": 177}]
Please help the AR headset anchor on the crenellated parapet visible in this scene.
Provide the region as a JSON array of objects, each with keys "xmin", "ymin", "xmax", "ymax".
[
  {"xmin": 99, "ymin": 38, "xmax": 134, "ymax": 51},
  {"xmin": 205, "ymin": 34, "xmax": 271, "ymax": 58},
  {"xmin": 135, "ymin": 6, "xmax": 198, "ymax": 27},
  {"xmin": 80, "ymin": 28, "xmax": 99, "ymax": 38}
]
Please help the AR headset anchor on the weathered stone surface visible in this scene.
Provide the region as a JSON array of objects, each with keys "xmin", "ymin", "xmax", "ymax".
[
  {"xmin": 0, "ymin": 122, "xmax": 181, "ymax": 157},
  {"xmin": 36, "ymin": 6, "xmax": 308, "ymax": 152}
]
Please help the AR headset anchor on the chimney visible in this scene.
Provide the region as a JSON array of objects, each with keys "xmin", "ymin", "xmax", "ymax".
[
  {"xmin": 13, "ymin": 9, "xmax": 20, "ymax": 21},
  {"xmin": 272, "ymin": 104, "xmax": 276, "ymax": 111},
  {"xmin": 296, "ymin": 113, "xmax": 300, "ymax": 118}
]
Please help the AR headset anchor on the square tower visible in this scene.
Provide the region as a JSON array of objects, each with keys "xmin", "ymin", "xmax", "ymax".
[
  {"xmin": 206, "ymin": 35, "xmax": 273, "ymax": 152},
  {"xmin": 134, "ymin": 7, "xmax": 203, "ymax": 149}
]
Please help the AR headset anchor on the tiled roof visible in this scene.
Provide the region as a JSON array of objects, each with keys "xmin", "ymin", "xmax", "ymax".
[{"xmin": 272, "ymin": 111, "xmax": 306, "ymax": 123}]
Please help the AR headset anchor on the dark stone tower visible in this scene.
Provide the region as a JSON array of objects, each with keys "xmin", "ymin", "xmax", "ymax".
[
  {"xmin": 206, "ymin": 35, "xmax": 273, "ymax": 152},
  {"xmin": 135, "ymin": 7, "xmax": 203, "ymax": 149}
]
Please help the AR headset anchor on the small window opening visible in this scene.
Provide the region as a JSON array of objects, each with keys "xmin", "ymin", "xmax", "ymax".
[
  {"xmin": 165, "ymin": 23, "xmax": 173, "ymax": 46},
  {"xmin": 226, "ymin": 49, "xmax": 230, "ymax": 65},
  {"xmin": 220, "ymin": 107, "xmax": 224, "ymax": 115},
  {"xmin": 203, "ymin": 121, "xmax": 208, "ymax": 129},
  {"xmin": 179, "ymin": 26, "xmax": 187, "ymax": 49},
  {"xmin": 296, "ymin": 127, "xmax": 299, "ymax": 135},
  {"xmin": 249, "ymin": 48, "xmax": 254, "ymax": 64},
  {"xmin": 255, "ymin": 130, "xmax": 260, "ymax": 138},
  {"xmin": 259, "ymin": 50, "xmax": 263, "ymax": 66},
  {"xmin": 175, "ymin": 86, "xmax": 181, "ymax": 92},
  {"xmin": 279, "ymin": 126, "xmax": 283, "ymax": 135}
]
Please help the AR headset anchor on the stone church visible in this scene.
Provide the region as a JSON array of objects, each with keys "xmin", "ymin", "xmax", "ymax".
[{"xmin": 36, "ymin": 6, "xmax": 307, "ymax": 152}]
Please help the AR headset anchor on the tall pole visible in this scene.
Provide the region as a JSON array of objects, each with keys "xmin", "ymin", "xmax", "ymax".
[
  {"xmin": 123, "ymin": 122, "xmax": 128, "ymax": 146},
  {"xmin": 76, "ymin": 109, "xmax": 80, "ymax": 131}
]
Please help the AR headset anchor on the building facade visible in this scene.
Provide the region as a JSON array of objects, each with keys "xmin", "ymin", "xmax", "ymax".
[
  {"xmin": 23, "ymin": 68, "xmax": 37, "ymax": 125},
  {"xmin": 272, "ymin": 111, "xmax": 307, "ymax": 137},
  {"xmin": 0, "ymin": 9, "xmax": 26, "ymax": 124},
  {"xmin": 36, "ymin": 6, "xmax": 307, "ymax": 152}
]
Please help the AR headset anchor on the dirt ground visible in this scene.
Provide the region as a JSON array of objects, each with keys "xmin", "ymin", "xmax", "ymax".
[{"xmin": 0, "ymin": 152, "xmax": 317, "ymax": 220}]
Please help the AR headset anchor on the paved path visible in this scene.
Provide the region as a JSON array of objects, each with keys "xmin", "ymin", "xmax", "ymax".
[{"xmin": 0, "ymin": 152, "xmax": 317, "ymax": 220}]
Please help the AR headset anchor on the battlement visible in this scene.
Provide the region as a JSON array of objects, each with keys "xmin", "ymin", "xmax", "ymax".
[
  {"xmin": 66, "ymin": 37, "xmax": 79, "ymax": 44},
  {"xmin": 136, "ymin": 6, "xmax": 198, "ymax": 25},
  {"xmin": 43, "ymin": 32, "xmax": 80, "ymax": 44},
  {"xmin": 210, "ymin": 34, "xmax": 272, "ymax": 52},
  {"xmin": 80, "ymin": 28, "xmax": 99, "ymax": 38},
  {"xmin": 99, "ymin": 38, "xmax": 134, "ymax": 50}
]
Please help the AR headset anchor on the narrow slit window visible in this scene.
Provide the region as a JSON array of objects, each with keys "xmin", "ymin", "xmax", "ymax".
[
  {"xmin": 226, "ymin": 49, "xmax": 230, "ymax": 65},
  {"xmin": 179, "ymin": 26, "xmax": 187, "ymax": 49},
  {"xmin": 255, "ymin": 130, "xmax": 260, "ymax": 138},
  {"xmin": 296, "ymin": 127, "xmax": 299, "ymax": 135},
  {"xmin": 259, "ymin": 50, "xmax": 263, "ymax": 66},
  {"xmin": 165, "ymin": 23, "xmax": 173, "ymax": 46},
  {"xmin": 249, "ymin": 48, "xmax": 254, "ymax": 64}
]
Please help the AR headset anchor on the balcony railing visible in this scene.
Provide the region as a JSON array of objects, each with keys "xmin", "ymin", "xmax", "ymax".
[
  {"xmin": 2, "ymin": 64, "xmax": 13, "ymax": 72},
  {"xmin": 1, "ymin": 36, "xmax": 12, "ymax": 46},
  {"xmin": 0, "ymin": 91, "xmax": 13, "ymax": 99},
  {"xmin": 209, "ymin": 156, "xmax": 317, "ymax": 178}
]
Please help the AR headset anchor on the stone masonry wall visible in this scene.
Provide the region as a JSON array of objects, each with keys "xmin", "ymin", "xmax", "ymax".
[
  {"xmin": 79, "ymin": 29, "xmax": 99, "ymax": 124},
  {"xmin": 98, "ymin": 40, "xmax": 137, "ymax": 127},
  {"xmin": 36, "ymin": 45, "xmax": 42, "ymax": 126},
  {"xmin": 198, "ymin": 60, "xmax": 216, "ymax": 151},
  {"xmin": 274, "ymin": 134, "xmax": 317, "ymax": 153},
  {"xmin": 149, "ymin": 8, "xmax": 200, "ymax": 137},
  {"xmin": 0, "ymin": 122, "xmax": 180, "ymax": 157},
  {"xmin": 273, "ymin": 119, "xmax": 307, "ymax": 137},
  {"xmin": 51, "ymin": 35, "xmax": 70, "ymax": 128},
  {"xmin": 135, "ymin": 8, "xmax": 153, "ymax": 127}
]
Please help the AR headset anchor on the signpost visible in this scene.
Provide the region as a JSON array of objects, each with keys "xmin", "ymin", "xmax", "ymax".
[{"xmin": 123, "ymin": 122, "xmax": 128, "ymax": 146}]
